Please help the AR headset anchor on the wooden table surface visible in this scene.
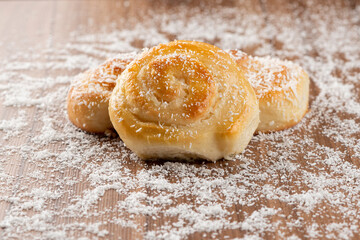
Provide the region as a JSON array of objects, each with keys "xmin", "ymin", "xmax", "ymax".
[{"xmin": 0, "ymin": 0, "xmax": 360, "ymax": 239}]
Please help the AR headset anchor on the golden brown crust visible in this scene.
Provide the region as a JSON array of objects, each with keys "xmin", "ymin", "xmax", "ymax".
[
  {"xmin": 229, "ymin": 50, "xmax": 310, "ymax": 133},
  {"xmin": 109, "ymin": 41, "xmax": 259, "ymax": 161},
  {"xmin": 67, "ymin": 48, "xmax": 309, "ymax": 137},
  {"xmin": 67, "ymin": 53, "xmax": 136, "ymax": 133}
]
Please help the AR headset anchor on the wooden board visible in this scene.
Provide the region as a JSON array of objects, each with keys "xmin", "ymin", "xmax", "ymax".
[{"xmin": 0, "ymin": 0, "xmax": 360, "ymax": 239}]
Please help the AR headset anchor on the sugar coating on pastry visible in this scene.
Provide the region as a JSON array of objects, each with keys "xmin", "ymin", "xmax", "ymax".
[
  {"xmin": 229, "ymin": 50, "xmax": 309, "ymax": 133},
  {"xmin": 67, "ymin": 52, "xmax": 137, "ymax": 133},
  {"xmin": 109, "ymin": 41, "xmax": 259, "ymax": 161}
]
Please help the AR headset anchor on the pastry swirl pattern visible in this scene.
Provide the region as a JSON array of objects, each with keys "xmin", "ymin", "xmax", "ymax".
[{"xmin": 109, "ymin": 41, "xmax": 259, "ymax": 161}]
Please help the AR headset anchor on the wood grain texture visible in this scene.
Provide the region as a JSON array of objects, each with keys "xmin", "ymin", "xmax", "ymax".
[{"xmin": 0, "ymin": 0, "xmax": 359, "ymax": 239}]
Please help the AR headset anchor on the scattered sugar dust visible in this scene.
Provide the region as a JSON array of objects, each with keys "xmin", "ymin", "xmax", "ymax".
[{"xmin": 0, "ymin": 2, "xmax": 360, "ymax": 240}]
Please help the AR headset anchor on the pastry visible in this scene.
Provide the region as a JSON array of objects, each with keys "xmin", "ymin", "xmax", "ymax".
[
  {"xmin": 108, "ymin": 40, "xmax": 259, "ymax": 161},
  {"xmin": 229, "ymin": 50, "xmax": 309, "ymax": 132},
  {"xmin": 67, "ymin": 47, "xmax": 309, "ymax": 135},
  {"xmin": 67, "ymin": 52, "xmax": 137, "ymax": 133}
]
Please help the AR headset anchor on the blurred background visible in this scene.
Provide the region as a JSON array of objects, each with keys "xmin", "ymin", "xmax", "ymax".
[{"xmin": 2, "ymin": 0, "xmax": 357, "ymax": 58}]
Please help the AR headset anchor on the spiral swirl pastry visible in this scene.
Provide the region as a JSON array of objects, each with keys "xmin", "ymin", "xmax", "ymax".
[
  {"xmin": 109, "ymin": 41, "xmax": 259, "ymax": 161},
  {"xmin": 230, "ymin": 50, "xmax": 309, "ymax": 133}
]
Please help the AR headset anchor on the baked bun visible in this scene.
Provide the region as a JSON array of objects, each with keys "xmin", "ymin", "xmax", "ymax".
[
  {"xmin": 67, "ymin": 53, "xmax": 136, "ymax": 133},
  {"xmin": 109, "ymin": 41, "xmax": 259, "ymax": 161},
  {"xmin": 229, "ymin": 50, "xmax": 309, "ymax": 133},
  {"xmin": 67, "ymin": 48, "xmax": 309, "ymax": 135}
]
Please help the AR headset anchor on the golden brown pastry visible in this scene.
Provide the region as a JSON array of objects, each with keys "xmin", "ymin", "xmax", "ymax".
[
  {"xmin": 67, "ymin": 52, "xmax": 137, "ymax": 133},
  {"xmin": 229, "ymin": 50, "xmax": 309, "ymax": 133},
  {"xmin": 108, "ymin": 41, "xmax": 259, "ymax": 161},
  {"xmin": 67, "ymin": 48, "xmax": 309, "ymax": 135}
]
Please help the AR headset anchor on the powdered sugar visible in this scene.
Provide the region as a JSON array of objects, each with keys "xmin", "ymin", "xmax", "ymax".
[{"xmin": 1, "ymin": 2, "xmax": 360, "ymax": 240}]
